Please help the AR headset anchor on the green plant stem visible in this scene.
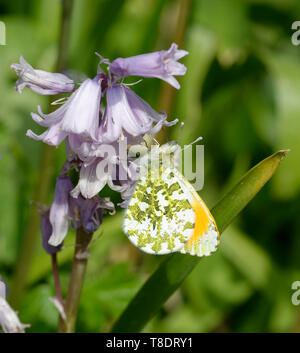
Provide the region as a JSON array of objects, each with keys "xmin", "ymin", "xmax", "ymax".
[
  {"xmin": 111, "ymin": 150, "xmax": 289, "ymax": 333},
  {"xmin": 58, "ymin": 228, "xmax": 93, "ymax": 333},
  {"xmin": 10, "ymin": 0, "xmax": 74, "ymax": 309}
]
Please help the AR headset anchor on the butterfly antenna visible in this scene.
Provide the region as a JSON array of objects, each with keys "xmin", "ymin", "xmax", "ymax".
[
  {"xmin": 178, "ymin": 122, "xmax": 185, "ymax": 146},
  {"xmin": 152, "ymin": 137, "xmax": 160, "ymax": 145},
  {"xmin": 148, "ymin": 135, "xmax": 160, "ymax": 146},
  {"xmin": 181, "ymin": 136, "xmax": 203, "ymax": 151}
]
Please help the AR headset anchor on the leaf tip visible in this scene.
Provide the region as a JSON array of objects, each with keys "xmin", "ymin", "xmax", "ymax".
[{"xmin": 277, "ymin": 149, "xmax": 290, "ymax": 161}]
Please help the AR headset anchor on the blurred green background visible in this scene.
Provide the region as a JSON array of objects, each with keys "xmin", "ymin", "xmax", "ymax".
[{"xmin": 0, "ymin": 0, "xmax": 300, "ymax": 333}]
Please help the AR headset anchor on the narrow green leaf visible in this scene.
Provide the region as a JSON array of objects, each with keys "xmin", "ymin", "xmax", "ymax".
[
  {"xmin": 212, "ymin": 150, "xmax": 289, "ymax": 233},
  {"xmin": 111, "ymin": 150, "xmax": 289, "ymax": 333}
]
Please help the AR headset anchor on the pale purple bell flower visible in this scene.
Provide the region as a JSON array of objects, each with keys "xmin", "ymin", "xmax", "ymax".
[
  {"xmin": 48, "ymin": 176, "xmax": 74, "ymax": 246},
  {"xmin": 67, "ymin": 131, "xmax": 144, "ymax": 164},
  {"xmin": 69, "ymin": 134, "xmax": 143, "ymax": 200},
  {"xmin": 27, "ymin": 76, "xmax": 102, "ymax": 146},
  {"xmin": 47, "ymin": 172, "xmax": 115, "ymax": 246},
  {"xmin": 110, "ymin": 43, "xmax": 188, "ymax": 89},
  {"xmin": 39, "ymin": 207, "xmax": 63, "ymax": 255},
  {"xmin": 97, "ymin": 84, "xmax": 177, "ymax": 143},
  {"xmin": 75, "ymin": 198, "xmax": 103, "ymax": 235},
  {"xmin": 71, "ymin": 196, "xmax": 115, "ymax": 235},
  {"xmin": 11, "ymin": 56, "xmax": 75, "ymax": 95},
  {"xmin": 71, "ymin": 152, "xmax": 140, "ymax": 201},
  {"xmin": 70, "ymin": 156, "xmax": 126, "ymax": 199},
  {"xmin": 67, "ymin": 131, "xmax": 146, "ymax": 201},
  {"xmin": 67, "ymin": 134, "xmax": 101, "ymax": 163},
  {"xmin": 60, "ymin": 77, "xmax": 101, "ymax": 140},
  {"xmin": 27, "ymin": 119, "xmax": 68, "ymax": 146}
]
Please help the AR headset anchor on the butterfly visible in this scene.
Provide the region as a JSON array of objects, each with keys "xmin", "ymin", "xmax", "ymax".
[{"xmin": 123, "ymin": 141, "xmax": 219, "ymax": 257}]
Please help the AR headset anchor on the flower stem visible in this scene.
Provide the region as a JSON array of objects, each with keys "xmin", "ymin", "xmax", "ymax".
[
  {"xmin": 58, "ymin": 228, "xmax": 93, "ymax": 333},
  {"xmin": 9, "ymin": 0, "xmax": 74, "ymax": 309}
]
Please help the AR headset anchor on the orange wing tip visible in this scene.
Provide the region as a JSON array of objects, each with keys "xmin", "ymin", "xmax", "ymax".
[{"xmin": 179, "ymin": 195, "xmax": 219, "ymax": 257}]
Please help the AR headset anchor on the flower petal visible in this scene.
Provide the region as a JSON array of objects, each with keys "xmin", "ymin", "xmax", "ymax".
[
  {"xmin": 39, "ymin": 209, "xmax": 63, "ymax": 254},
  {"xmin": 48, "ymin": 176, "xmax": 74, "ymax": 246},
  {"xmin": 98, "ymin": 85, "xmax": 172, "ymax": 143},
  {"xmin": 71, "ymin": 159, "xmax": 108, "ymax": 199},
  {"xmin": 61, "ymin": 78, "xmax": 101, "ymax": 140},
  {"xmin": 110, "ymin": 43, "xmax": 188, "ymax": 89},
  {"xmin": 11, "ymin": 56, "xmax": 75, "ymax": 95},
  {"xmin": 26, "ymin": 122, "xmax": 68, "ymax": 147}
]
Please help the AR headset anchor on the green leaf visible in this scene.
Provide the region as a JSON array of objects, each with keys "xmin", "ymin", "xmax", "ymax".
[{"xmin": 111, "ymin": 150, "xmax": 289, "ymax": 332}]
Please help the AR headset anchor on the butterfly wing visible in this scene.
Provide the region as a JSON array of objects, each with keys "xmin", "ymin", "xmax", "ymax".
[
  {"xmin": 123, "ymin": 166, "xmax": 196, "ymax": 255},
  {"xmin": 173, "ymin": 169, "xmax": 219, "ymax": 257}
]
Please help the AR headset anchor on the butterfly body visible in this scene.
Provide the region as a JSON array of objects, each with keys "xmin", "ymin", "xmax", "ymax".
[{"xmin": 123, "ymin": 142, "xmax": 219, "ymax": 257}]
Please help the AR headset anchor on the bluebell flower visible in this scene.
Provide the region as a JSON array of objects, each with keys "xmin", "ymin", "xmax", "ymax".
[
  {"xmin": 39, "ymin": 207, "xmax": 63, "ymax": 254},
  {"xmin": 72, "ymin": 196, "xmax": 115, "ymax": 235},
  {"xmin": 69, "ymin": 135, "xmax": 143, "ymax": 200},
  {"xmin": 27, "ymin": 76, "xmax": 102, "ymax": 145},
  {"xmin": 47, "ymin": 174, "xmax": 115, "ymax": 246},
  {"xmin": 97, "ymin": 84, "xmax": 177, "ymax": 143},
  {"xmin": 110, "ymin": 43, "xmax": 188, "ymax": 89},
  {"xmin": 48, "ymin": 176, "xmax": 74, "ymax": 246},
  {"xmin": 11, "ymin": 56, "xmax": 75, "ymax": 95}
]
